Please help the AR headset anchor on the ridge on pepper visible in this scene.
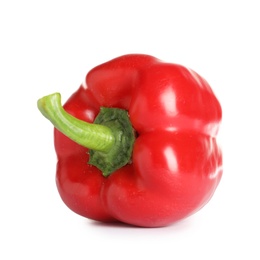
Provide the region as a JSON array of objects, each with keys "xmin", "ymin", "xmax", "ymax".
[{"xmin": 37, "ymin": 54, "xmax": 222, "ymax": 227}]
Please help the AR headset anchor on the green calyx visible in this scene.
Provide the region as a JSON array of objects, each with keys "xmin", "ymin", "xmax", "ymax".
[
  {"xmin": 37, "ymin": 93, "xmax": 135, "ymax": 176},
  {"xmin": 89, "ymin": 107, "xmax": 135, "ymax": 176}
]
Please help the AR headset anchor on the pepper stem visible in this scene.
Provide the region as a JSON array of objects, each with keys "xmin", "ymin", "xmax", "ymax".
[
  {"xmin": 37, "ymin": 93, "xmax": 115, "ymax": 152},
  {"xmin": 37, "ymin": 93, "xmax": 135, "ymax": 176}
]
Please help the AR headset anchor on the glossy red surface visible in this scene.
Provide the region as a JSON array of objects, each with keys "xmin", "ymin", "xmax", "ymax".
[{"xmin": 54, "ymin": 54, "xmax": 222, "ymax": 227}]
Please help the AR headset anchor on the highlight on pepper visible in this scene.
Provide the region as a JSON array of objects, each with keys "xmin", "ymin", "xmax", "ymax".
[{"xmin": 37, "ymin": 54, "xmax": 222, "ymax": 227}]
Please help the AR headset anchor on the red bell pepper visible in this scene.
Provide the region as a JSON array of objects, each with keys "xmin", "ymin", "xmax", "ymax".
[{"xmin": 37, "ymin": 54, "xmax": 222, "ymax": 227}]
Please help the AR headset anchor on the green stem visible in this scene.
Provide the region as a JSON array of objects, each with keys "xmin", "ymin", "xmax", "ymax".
[
  {"xmin": 37, "ymin": 92, "xmax": 135, "ymax": 176},
  {"xmin": 37, "ymin": 93, "xmax": 115, "ymax": 152}
]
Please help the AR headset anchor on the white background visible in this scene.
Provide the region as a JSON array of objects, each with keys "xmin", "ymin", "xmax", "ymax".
[{"xmin": 1, "ymin": 0, "xmax": 259, "ymax": 259}]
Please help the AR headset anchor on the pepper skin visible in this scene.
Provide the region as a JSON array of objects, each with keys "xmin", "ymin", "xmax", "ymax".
[{"xmin": 38, "ymin": 54, "xmax": 222, "ymax": 227}]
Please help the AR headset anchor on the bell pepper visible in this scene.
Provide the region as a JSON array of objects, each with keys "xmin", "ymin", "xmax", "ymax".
[{"xmin": 37, "ymin": 54, "xmax": 222, "ymax": 227}]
